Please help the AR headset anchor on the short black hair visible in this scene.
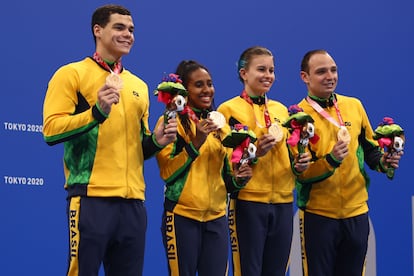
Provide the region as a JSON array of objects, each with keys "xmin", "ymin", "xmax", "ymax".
[
  {"xmin": 300, "ymin": 49, "xmax": 328, "ymax": 73},
  {"xmin": 91, "ymin": 4, "xmax": 131, "ymax": 43}
]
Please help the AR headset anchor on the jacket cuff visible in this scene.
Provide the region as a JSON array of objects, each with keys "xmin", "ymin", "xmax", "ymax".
[
  {"xmin": 378, "ymin": 154, "xmax": 388, "ymax": 173},
  {"xmin": 232, "ymin": 176, "xmax": 248, "ymax": 189},
  {"xmin": 185, "ymin": 142, "xmax": 200, "ymax": 160},
  {"xmin": 92, "ymin": 103, "xmax": 108, "ymax": 124},
  {"xmin": 326, "ymin": 153, "xmax": 342, "ymax": 168}
]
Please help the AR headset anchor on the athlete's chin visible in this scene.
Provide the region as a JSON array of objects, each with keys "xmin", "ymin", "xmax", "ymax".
[
  {"xmin": 117, "ymin": 47, "xmax": 132, "ymax": 56},
  {"xmin": 197, "ymin": 103, "xmax": 211, "ymax": 110},
  {"xmin": 321, "ymin": 89, "xmax": 335, "ymax": 97},
  {"xmin": 257, "ymin": 87, "xmax": 270, "ymax": 95}
]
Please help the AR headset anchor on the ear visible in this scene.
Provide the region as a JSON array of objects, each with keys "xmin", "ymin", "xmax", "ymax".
[
  {"xmin": 93, "ymin": 24, "xmax": 102, "ymax": 39},
  {"xmin": 239, "ymin": 68, "xmax": 247, "ymax": 81},
  {"xmin": 300, "ymin": 71, "xmax": 309, "ymax": 84}
]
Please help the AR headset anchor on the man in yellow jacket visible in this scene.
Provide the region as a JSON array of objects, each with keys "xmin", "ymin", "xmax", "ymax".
[
  {"xmin": 293, "ymin": 49, "xmax": 403, "ymax": 276},
  {"xmin": 42, "ymin": 4, "xmax": 177, "ymax": 276}
]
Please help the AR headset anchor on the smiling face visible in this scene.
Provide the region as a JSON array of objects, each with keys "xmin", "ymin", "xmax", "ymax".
[
  {"xmin": 94, "ymin": 13, "xmax": 135, "ymax": 62},
  {"xmin": 301, "ymin": 52, "xmax": 338, "ymax": 99},
  {"xmin": 239, "ymin": 54, "xmax": 275, "ymax": 96},
  {"xmin": 186, "ymin": 68, "xmax": 215, "ymax": 110}
]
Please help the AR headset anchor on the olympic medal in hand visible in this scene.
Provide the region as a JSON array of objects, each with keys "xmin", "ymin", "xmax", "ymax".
[
  {"xmin": 337, "ymin": 126, "xmax": 351, "ymax": 144},
  {"xmin": 208, "ymin": 111, "xmax": 226, "ymax": 129},
  {"xmin": 106, "ymin": 72, "xmax": 123, "ymax": 91},
  {"xmin": 268, "ymin": 123, "xmax": 283, "ymax": 142}
]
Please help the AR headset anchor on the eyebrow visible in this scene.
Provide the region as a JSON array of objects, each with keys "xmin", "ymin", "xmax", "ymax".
[
  {"xmin": 315, "ymin": 65, "xmax": 336, "ymax": 71},
  {"xmin": 112, "ymin": 23, "xmax": 134, "ymax": 30}
]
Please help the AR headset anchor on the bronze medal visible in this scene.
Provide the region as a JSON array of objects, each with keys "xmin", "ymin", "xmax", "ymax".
[
  {"xmin": 337, "ymin": 126, "xmax": 351, "ymax": 144},
  {"xmin": 268, "ymin": 123, "xmax": 283, "ymax": 142},
  {"xmin": 106, "ymin": 72, "xmax": 123, "ymax": 91}
]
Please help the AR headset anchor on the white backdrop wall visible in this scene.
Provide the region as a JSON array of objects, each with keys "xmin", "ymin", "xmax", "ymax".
[{"xmin": 1, "ymin": 0, "xmax": 413, "ymax": 275}]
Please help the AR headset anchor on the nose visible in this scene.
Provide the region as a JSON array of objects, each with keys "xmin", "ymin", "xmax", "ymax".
[
  {"xmin": 123, "ymin": 29, "xmax": 134, "ymax": 38},
  {"xmin": 326, "ymin": 70, "xmax": 335, "ymax": 79},
  {"xmin": 265, "ymin": 69, "xmax": 275, "ymax": 79},
  {"xmin": 126, "ymin": 32, "xmax": 134, "ymax": 43},
  {"xmin": 203, "ymin": 87, "xmax": 214, "ymax": 96},
  {"xmin": 202, "ymin": 84, "xmax": 214, "ymax": 93}
]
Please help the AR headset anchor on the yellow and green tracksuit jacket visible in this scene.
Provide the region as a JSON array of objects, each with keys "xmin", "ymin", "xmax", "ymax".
[
  {"xmin": 43, "ymin": 57, "xmax": 162, "ymax": 200},
  {"xmin": 156, "ymin": 112, "xmax": 244, "ymax": 222},
  {"xmin": 293, "ymin": 93, "xmax": 385, "ymax": 219},
  {"xmin": 217, "ymin": 95, "xmax": 296, "ymax": 204}
]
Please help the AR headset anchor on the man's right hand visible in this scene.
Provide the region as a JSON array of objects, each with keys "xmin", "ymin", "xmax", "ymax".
[
  {"xmin": 97, "ymin": 84, "xmax": 120, "ymax": 114},
  {"xmin": 255, "ymin": 134, "xmax": 277, "ymax": 157},
  {"xmin": 331, "ymin": 140, "xmax": 349, "ymax": 161}
]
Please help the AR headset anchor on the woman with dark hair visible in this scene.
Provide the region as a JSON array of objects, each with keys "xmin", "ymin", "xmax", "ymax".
[{"xmin": 155, "ymin": 60, "xmax": 253, "ymax": 276}]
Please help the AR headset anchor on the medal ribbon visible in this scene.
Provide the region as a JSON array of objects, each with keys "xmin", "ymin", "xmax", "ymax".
[
  {"xmin": 179, "ymin": 106, "xmax": 199, "ymax": 123},
  {"xmin": 240, "ymin": 90, "xmax": 271, "ymax": 128},
  {"xmin": 306, "ymin": 95, "xmax": 344, "ymax": 127},
  {"xmin": 93, "ymin": 52, "xmax": 122, "ymax": 74}
]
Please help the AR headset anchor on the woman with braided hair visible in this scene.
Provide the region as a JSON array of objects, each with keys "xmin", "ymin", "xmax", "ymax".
[{"xmin": 155, "ymin": 60, "xmax": 253, "ymax": 276}]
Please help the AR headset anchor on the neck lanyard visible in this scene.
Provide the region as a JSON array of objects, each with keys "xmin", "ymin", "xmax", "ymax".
[
  {"xmin": 180, "ymin": 106, "xmax": 199, "ymax": 124},
  {"xmin": 93, "ymin": 52, "xmax": 122, "ymax": 74},
  {"xmin": 240, "ymin": 90, "xmax": 271, "ymax": 128},
  {"xmin": 306, "ymin": 95, "xmax": 344, "ymax": 128}
]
